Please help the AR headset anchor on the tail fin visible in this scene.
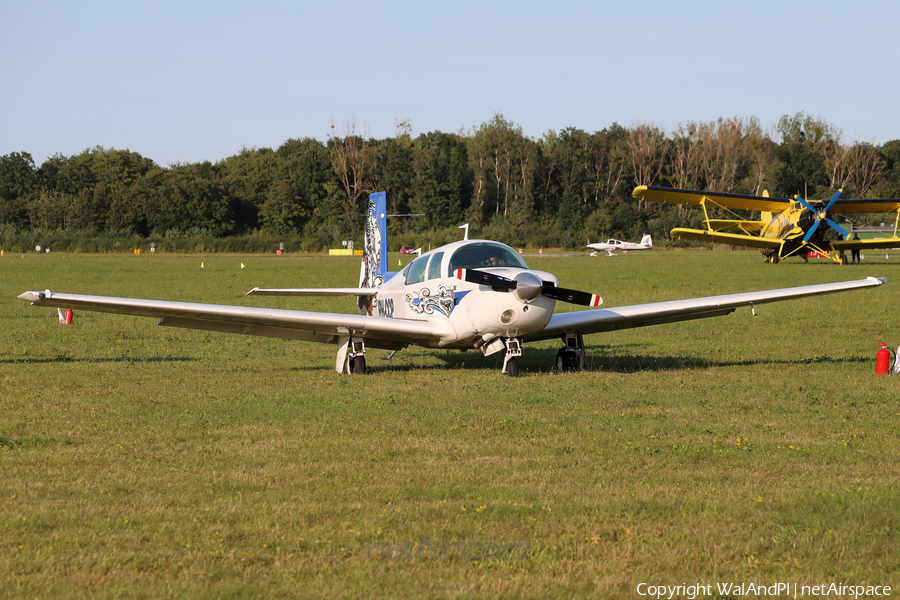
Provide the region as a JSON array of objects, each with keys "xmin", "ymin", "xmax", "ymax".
[
  {"xmin": 359, "ymin": 190, "xmax": 388, "ymax": 289},
  {"xmin": 641, "ymin": 234, "xmax": 652, "ymax": 248}
]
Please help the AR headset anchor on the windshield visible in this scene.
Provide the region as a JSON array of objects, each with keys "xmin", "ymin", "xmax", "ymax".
[{"xmin": 447, "ymin": 242, "xmax": 528, "ymax": 275}]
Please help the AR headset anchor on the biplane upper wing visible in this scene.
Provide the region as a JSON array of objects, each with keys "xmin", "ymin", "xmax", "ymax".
[
  {"xmin": 16, "ymin": 290, "xmax": 442, "ymax": 349},
  {"xmin": 636, "ymin": 185, "xmax": 900, "ymax": 215},
  {"xmin": 633, "ymin": 186, "xmax": 789, "ymax": 212},
  {"xmin": 528, "ymin": 277, "xmax": 885, "ymax": 342},
  {"xmin": 669, "ymin": 228, "xmax": 783, "ymax": 250},
  {"xmin": 832, "ymin": 199, "xmax": 900, "ymax": 213}
]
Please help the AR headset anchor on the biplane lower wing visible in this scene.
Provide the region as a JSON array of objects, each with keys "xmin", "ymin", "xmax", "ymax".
[
  {"xmin": 704, "ymin": 220, "xmax": 767, "ymax": 232},
  {"xmin": 530, "ymin": 277, "xmax": 886, "ymax": 341},
  {"xmin": 670, "ymin": 228, "xmax": 783, "ymax": 250},
  {"xmin": 828, "ymin": 238, "xmax": 900, "ymax": 251}
]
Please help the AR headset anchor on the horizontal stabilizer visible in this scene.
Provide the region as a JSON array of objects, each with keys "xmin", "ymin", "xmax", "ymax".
[
  {"xmin": 246, "ymin": 287, "xmax": 380, "ymax": 296},
  {"xmin": 671, "ymin": 228, "xmax": 782, "ymax": 250},
  {"xmin": 703, "ymin": 219, "xmax": 767, "ymax": 232}
]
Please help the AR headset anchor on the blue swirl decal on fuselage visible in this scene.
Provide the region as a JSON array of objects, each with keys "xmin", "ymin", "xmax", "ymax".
[{"xmin": 405, "ymin": 285, "xmax": 468, "ymax": 318}]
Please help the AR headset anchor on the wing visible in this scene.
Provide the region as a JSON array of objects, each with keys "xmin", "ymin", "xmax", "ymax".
[
  {"xmin": 828, "ymin": 238, "xmax": 900, "ymax": 251},
  {"xmin": 18, "ymin": 290, "xmax": 441, "ymax": 350},
  {"xmin": 670, "ymin": 228, "xmax": 783, "ymax": 250},
  {"xmin": 832, "ymin": 199, "xmax": 900, "ymax": 213},
  {"xmin": 528, "ymin": 277, "xmax": 885, "ymax": 342},
  {"xmin": 633, "ymin": 186, "xmax": 790, "ymax": 212},
  {"xmin": 703, "ymin": 219, "xmax": 767, "ymax": 232}
]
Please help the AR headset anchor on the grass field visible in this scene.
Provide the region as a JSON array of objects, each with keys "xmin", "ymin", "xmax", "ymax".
[{"xmin": 2, "ymin": 250, "xmax": 900, "ymax": 598}]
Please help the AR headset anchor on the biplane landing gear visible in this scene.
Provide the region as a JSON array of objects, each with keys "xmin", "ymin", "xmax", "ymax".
[
  {"xmin": 556, "ymin": 332, "xmax": 586, "ymax": 372},
  {"xmin": 502, "ymin": 337, "xmax": 523, "ymax": 377}
]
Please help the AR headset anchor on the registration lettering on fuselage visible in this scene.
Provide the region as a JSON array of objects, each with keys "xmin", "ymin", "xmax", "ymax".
[{"xmin": 375, "ymin": 297, "xmax": 395, "ymax": 318}]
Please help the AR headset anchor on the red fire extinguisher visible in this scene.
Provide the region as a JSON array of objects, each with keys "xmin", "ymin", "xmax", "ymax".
[{"xmin": 876, "ymin": 340, "xmax": 891, "ymax": 376}]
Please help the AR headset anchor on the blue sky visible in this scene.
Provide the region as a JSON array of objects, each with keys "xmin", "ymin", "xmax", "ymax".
[{"xmin": 2, "ymin": 0, "xmax": 898, "ymax": 167}]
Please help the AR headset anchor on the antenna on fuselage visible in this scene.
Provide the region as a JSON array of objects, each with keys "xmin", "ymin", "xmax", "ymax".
[{"xmin": 459, "ymin": 223, "xmax": 469, "ymax": 240}]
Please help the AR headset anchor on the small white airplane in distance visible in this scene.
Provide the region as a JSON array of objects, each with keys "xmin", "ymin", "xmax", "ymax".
[
  {"xmin": 19, "ymin": 192, "xmax": 887, "ymax": 376},
  {"xmin": 588, "ymin": 234, "xmax": 652, "ymax": 256}
]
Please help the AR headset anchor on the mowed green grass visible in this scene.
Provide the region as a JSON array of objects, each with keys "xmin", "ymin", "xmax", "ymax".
[{"xmin": 2, "ymin": 250, "xmax": 900, "ymax": 598}]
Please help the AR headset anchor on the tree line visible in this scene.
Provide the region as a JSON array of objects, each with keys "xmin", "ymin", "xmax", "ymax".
[{"xmin": 1, "ymin": 112, "xmax": 899, "ymax": 252}]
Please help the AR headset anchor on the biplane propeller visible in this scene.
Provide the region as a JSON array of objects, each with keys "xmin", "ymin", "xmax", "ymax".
[{"xmin": 796, "ymin": 190, "xmax": 849, "ymax": 243}]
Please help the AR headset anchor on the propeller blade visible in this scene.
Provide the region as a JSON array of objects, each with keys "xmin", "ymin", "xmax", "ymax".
[
  {"xmin": 456, "ymin": 268, "xmax": 602, "ymax": 307},
  {"xmin": 795, "ymin": 195, "xmax": 817, "ymax": 212},
  {"xmin": 803, "ymin": 219, "xmax": 821, "ymax": 243},
  {"xmin": 541, "ymin": 284, "xmax": 602, "ymax": 307},
  {"xmin": 824, "ymin": 188, "xmax": 843, "ymax": 212},
  {"xmin": 825, "ymin": 218, "xmax": 849, "ymax": 238},
  {"xmin": 454, "ymin": 268, "xmax": 516, "ymax": 290}
]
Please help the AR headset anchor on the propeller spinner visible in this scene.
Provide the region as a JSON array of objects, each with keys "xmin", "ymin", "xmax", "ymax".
[{"xmin": 455, "ymin": 269, "xmax": 602, "ymax": 307}]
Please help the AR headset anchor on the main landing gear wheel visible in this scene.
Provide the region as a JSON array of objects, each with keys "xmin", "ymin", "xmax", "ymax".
[
  {"xmin": 350, "ymin": 355, "xmax": 366, "ymax": 374},
  {"xmin": 556, "ymin": 332, "xmax": 586, "ymax": 372},
  {"xmin": 556, "ymin": 349, "xmax": 584, "ymax": 372},
  {"xmin": 505, "ymin": 357, "xmax": 519, "ymax": 377}
]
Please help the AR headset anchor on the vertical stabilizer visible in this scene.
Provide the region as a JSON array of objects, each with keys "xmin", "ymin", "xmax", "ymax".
[
  {"xmin": 358, "ymin": 191, "xmax": 388, "ymax": 314},
  {"xmin": 641, "ymin": 234, "xmax": 652, "ymax": 248}
]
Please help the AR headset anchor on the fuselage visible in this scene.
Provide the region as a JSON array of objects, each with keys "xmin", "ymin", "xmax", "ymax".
[
  {"xmin": 371, "ymin": 240, "xmax": 558, "ymax": 350},
  {"xmin": 759, "ymin": 201, "xmax": 834, "ymax": 256},
  {"xmin": 587, "ymin": 234, "xmax": 652, "ymax": 254}
]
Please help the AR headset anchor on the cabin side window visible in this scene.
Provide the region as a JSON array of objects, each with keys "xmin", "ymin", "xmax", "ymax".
[
  {"xmin": 426, "ymin": 252, "xmax": 444, "ymax": 280},
  {"xmin": 404, "ymin": 254, "xmax": 429, "ymax": 285}
]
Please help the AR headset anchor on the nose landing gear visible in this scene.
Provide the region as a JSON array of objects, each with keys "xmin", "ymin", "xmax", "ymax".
[{"xmin": 502, "ymin": 337, "xmax": 523, "ymax": 377}]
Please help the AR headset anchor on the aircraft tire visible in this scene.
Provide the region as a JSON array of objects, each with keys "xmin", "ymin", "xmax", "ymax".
[
  {"xmin": 505, "ymin": 357, "xmax": 519, "ymax": 377},
  {"xmin": 351, "ymin": 356, "xmax": 366, "ymax": 374},
  {"xmin": 556, "ymin": 349, "xmax": 576, "ymax": 372}
]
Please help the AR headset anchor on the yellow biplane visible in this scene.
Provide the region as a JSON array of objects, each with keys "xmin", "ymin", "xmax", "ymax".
[{"xmin": 633, "ymin": 186, "xmax": 900, "ymax": 264}]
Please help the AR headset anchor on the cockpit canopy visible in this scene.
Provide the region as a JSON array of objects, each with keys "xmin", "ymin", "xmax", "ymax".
[
  {"xmin": 448, "ymin": 242, "xmax": 528, "ymax": 272},
  {"xmin": 403, "ymin": 241, "xmax": 528, "ymax": 286}
]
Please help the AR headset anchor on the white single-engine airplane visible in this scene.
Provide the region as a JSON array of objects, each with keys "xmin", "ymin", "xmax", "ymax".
[
  {"xmin": 19, "ymin": 192, "xmax": 887, "ymax": 376},
  {"xmin": 587, "ymin": 234, "xmax": 652, "ymax": 256}
]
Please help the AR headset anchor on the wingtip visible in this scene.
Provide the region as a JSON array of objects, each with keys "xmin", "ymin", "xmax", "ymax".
[
  {"xmin": 245, "ymin": 287, "xmax": 260, "ymax": 296},
  {"xmin": 18, "ymin": 291, "xmax": 46, "ymax": 302}
]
